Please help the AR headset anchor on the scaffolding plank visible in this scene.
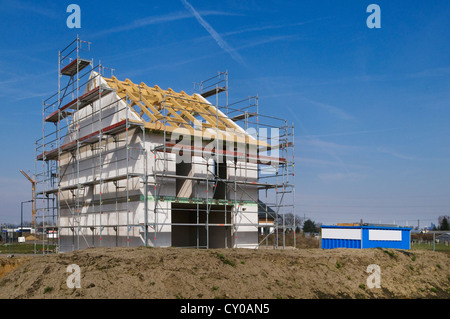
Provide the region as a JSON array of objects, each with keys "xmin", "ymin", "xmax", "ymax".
[
  {"xmin": 77, "ymin": 173, "xmax": 143, "ymax": 187},
  {"xmin": 157, "ymin": 142, "xmax": 287, "ymax": 165},
  {"xmin": 37, "ymin": 183, "xmax": 78, "ymax": 195},
  {"xmin": 60, "ymin": 58, "xmax": 91, "ymax": 76},
  {"xmin": 201, "ymin": 86, "xmax": 226, "ymax": 98},
  {"xmin": 36, "ymin": 120, "xmax": 140, "ymax": 161},
  {"xmin": 45, "ymin": 86, "xmax": 114, "ymax": 122},
  {"xmin": 154, "ymin": 173, "xmax": 287, "ymax": 188},
  {"xmin": 39, "ymin": 172, "xmax": 143, "ymax": 195},
  {"xmin": 229, "ymin": 112, "xmax": 256, "ymax": 122}
]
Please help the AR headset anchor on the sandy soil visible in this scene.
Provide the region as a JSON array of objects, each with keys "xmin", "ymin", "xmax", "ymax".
[{"xmin": 0, "ymin": 246, "xmax": 448, "ymax": 299}]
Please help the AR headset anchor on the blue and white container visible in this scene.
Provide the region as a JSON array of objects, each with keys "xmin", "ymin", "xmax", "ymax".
[{"xmin": 321, "ymin": 225, "xmax": 412, "ymax": 250}]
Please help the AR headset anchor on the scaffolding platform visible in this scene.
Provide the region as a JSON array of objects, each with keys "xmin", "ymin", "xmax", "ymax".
[
  {"xmin": 45, "ymin": 86, "xmax": 114, "ymax": 122},
  {"xmin": 200, "ymin": 86, "xmax": 227, "ymax": 98},
  {"xmin": 38, "ymin": 172, "xmax": 144, "ymax": 195},
  {"xmin": 61, "ymin": 58, "xmax": 91, "ymax": 76},
  {"xmin": 155, "ymin": 142, "xmax": 287, "ymax": 165},
  {"xmin": 37, "ymin": 119, "xmax": 141, "ymax": 161},
  {"xmin": 155, "ymin": 173, "xmax": 290, "ymax": 189},
  {"xmin": 229, "ymin": 112, "xmax": 256, "ymax": 122}
]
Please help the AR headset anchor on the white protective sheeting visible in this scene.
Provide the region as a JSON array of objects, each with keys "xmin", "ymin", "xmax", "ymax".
[
  {"xmin": 321, "ymin": 228, "xmax": 362, "ymax": 240},
  {"xmin": 368, "ymin": 229, "xmax": 402, "ymax": 241}
]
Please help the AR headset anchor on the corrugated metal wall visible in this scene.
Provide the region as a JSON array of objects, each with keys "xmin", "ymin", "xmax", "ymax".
[
  {"xmin": 361, "ymin": 226, "xmax": 410, "ymax": 249},
  {"xmin": 321, "ymin": 238, "xmax": 361, "ymax": 249},
  {"xmin": 321, "ymin": 225, "xmax": 411, "ymax": 249}
]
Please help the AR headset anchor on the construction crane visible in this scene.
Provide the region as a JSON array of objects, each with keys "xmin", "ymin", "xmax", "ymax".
[{"xmin": 19, "ymin": 170, "xmax": 36, "ymax": 229}]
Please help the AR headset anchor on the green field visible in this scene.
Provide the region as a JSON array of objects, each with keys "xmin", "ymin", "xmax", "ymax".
[
  {"xmin": 2, "ymin": 240, "xmax": 448, "ymax": 254},
  {"xmin": 0, "ymin": 243, "xmax": 57, "ymax": 254},
  {"xmin": 411, "ymin": 242, "xmax": 450, "ymax": 252}
]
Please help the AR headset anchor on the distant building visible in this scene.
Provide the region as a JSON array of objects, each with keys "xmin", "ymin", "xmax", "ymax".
[
  {"xmin": 258, "ymin": 200, "xmax": 276, "ymax": 236},
  {"xmin": 321, "ymin": 224, "xmax": 412, "ymax": 249},
  {"xmin": 436, "ymin": 233, "xmax": 450, "ymax": 243}
]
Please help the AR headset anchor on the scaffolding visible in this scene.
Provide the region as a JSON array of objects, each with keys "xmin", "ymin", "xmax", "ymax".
[{"xmin": 34, "ymin": 38, "xmax": 295, "ymax": 253}]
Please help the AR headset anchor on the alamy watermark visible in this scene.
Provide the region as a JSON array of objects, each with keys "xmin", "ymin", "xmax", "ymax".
[
  {"xmin": 66, "ymin": 264, "xmax": 81, "ymax": 288},
  {"xmin": 366, "ymin": 264, "xmax": 381, "ymax": 289},
  {"xmin": 65, "ymin": 4, "xmax": 380, "ymax": 30},
  {"xmin": 66, "ymin": 4, "xmax": 81, "ymax": 29},
  {"xmin": 367, "ymin": 4, "xmax": 381, "ymax": 29}
]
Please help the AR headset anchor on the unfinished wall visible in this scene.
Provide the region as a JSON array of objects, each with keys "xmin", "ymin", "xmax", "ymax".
[{"xmin": 57, "ymin": 78, "xmax": 260, "ymax": 251}]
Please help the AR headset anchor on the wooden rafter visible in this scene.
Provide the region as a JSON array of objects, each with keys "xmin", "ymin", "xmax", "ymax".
[{"xmin": 102, "ymin": 75, "xmax": 270, "ymax": 147}]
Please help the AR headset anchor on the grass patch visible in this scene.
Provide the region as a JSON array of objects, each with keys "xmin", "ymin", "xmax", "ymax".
[
  {"xmin": 212, "ymin": 252, "xmax": 236, "ymax": 267},
  {"xmin": 335, "ymin": 262, "xmax": 342, "ymax": 269},
  {"xmin": 383, "ymin": 249, "xmax": 395, "ymax": 258},
  {"xmin": 43, "ymin": 286, "xmax": 53, "ymax": 294}
]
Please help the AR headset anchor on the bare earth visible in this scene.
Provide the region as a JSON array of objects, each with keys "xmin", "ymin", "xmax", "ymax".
[{"xmin": 0, "ymin": 246, "xmax": 448, "ymax": 299}]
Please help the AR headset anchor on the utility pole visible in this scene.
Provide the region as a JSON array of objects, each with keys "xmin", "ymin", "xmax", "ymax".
[{"xmin": 20, "ymin": 170, "xmax": 36, "ymax": 229}]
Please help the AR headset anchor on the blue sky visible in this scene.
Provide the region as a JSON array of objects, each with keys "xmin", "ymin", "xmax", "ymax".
[{"xmin": 0, "ymin": 0, "xmax": 449, "ymax": 227}]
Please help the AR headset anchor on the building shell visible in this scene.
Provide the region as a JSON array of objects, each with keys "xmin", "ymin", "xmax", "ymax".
[{"xmin": 34, "ymin": 37, "xmax": 295, "ymax": 253}]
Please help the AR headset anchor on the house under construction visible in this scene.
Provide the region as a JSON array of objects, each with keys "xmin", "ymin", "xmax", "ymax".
[{"xmin": 35, "ymin": 37, "xmax": 295, "ymax": 253}]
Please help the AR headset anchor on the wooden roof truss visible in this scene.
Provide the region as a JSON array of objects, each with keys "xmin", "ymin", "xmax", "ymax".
[{"xmin": 103, "ymin": 76, "xmax": 267, "ymax": 146}]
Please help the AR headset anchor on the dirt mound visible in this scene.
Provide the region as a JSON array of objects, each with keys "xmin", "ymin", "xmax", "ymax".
[
  {"xmin": 0, "ymin": 257, "xmax": 31, "ymax": 278},
  {"xmin": 0, "ymin": 247, "xmax": 448, "ymax": 299}
]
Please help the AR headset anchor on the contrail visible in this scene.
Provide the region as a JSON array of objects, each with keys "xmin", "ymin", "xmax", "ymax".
[{"xmin": 181, "ymin": 0, "xmax": 246, "ymax": 66}]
